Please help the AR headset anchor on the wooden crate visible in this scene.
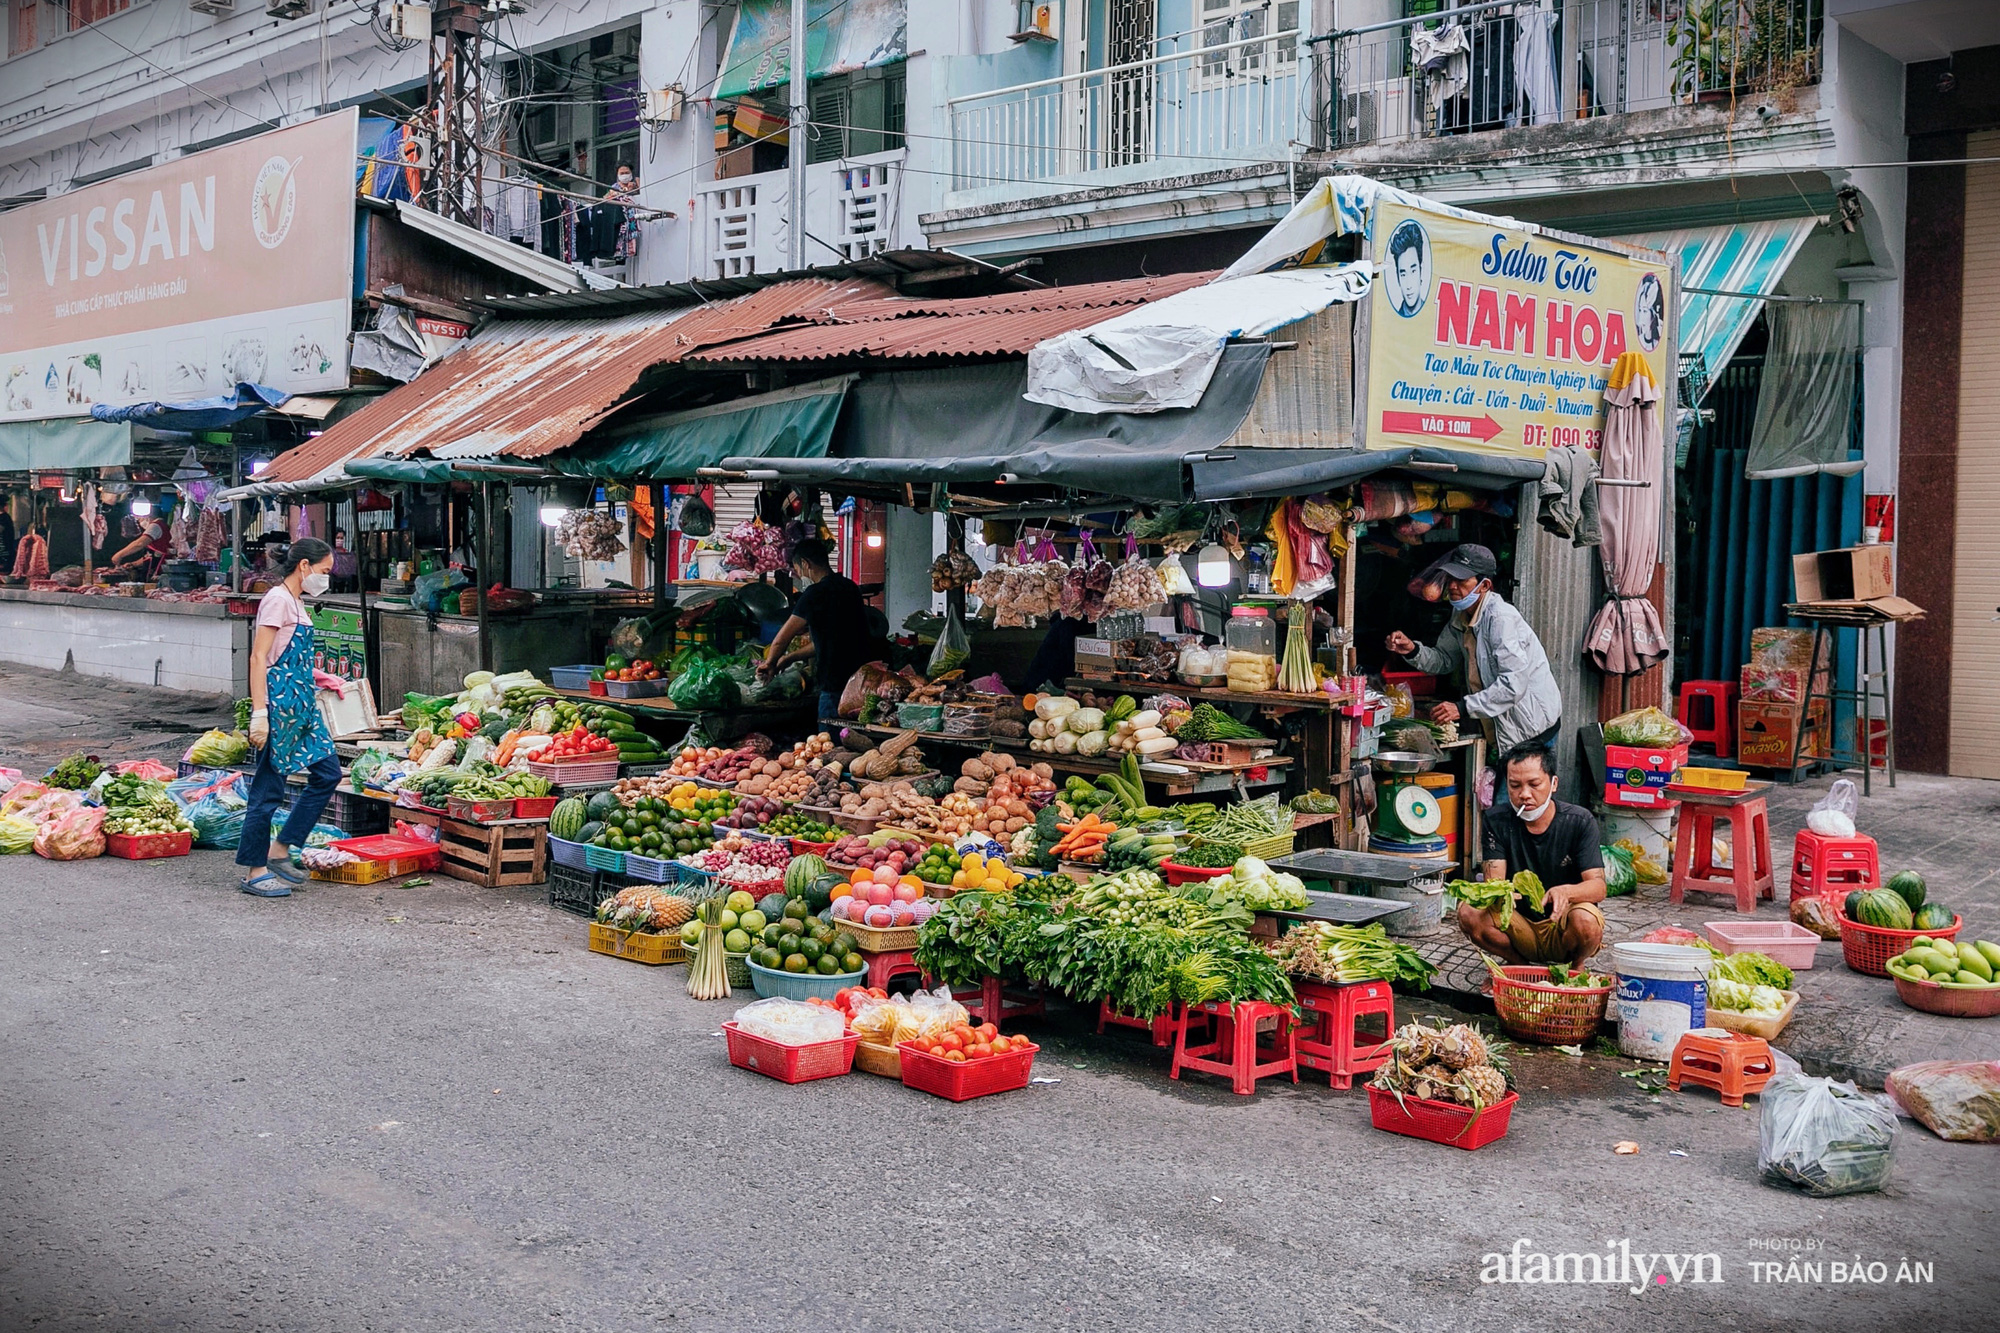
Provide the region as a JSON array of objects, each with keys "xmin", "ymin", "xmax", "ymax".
[{"xmin": 438, "ymin": 817, "xmax": 547, "ymax": 887}]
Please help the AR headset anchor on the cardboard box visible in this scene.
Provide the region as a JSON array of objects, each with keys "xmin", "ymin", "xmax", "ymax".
[
  {"xmin": 1074, "ymin": 636, "xmax": 1116, "ymax": 674},
  {"xmin": 1791, "ymin": 546, "xmax": 1923, "ymax": 618},
  {"xmin": 1739, "ymin": 664, "xmax": 1807, "ymax": 705},
  {"xmin": 1747, "ymin": 627, "xmax": 1818, "ymax": 674},
  {"xmin": 1603, "ymin": 742, "xmax": 1690, "ymax": 808},
  {"xmin": 1737, "ymin": 700, "xmax": 1828, "ymax": 769}
]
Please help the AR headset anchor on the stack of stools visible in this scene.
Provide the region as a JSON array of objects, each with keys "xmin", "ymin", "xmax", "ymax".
[
  {"xmin": 1788, "ymin": 828, "xmax": 1881, "ymax": 903},
  {"xmin": 1098, "ymin": 998, "xmax": 1210, "ymax": 1048},
  {"xmin": 1293, "ymin": 979, "xmax": 1396, "ymax": 1088},
  {"xmin": 1670, "ymin": 787, "xmax": 1775, "ymax": 912},
  {"xmin": 1676, "ymin": 680, "xmax": 1739, "ymax": 757},
  {"xmin": 1667, "ymin": 1031, "xmax": 1777, "ymax": 1107},
  {"xmin": 1170, "ymin": 999, "xmax": 1299, "ymax": 1096}
]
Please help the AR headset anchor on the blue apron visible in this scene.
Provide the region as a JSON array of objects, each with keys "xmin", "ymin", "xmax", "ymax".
[{"xmin": 264, "ymin": 616, "xmax": 335, "ymax": 775}]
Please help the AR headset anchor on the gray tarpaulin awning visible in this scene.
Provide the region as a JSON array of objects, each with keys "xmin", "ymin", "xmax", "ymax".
[
  {"xmin": 1190, "ymin": 445, "xmax": 1544, "ymax": 501},
  {"xmin": 0, "ymin": 417, "xmax": 132, "ymax": 471},
  {"xmin": 89, "ymin": 383, "xmax": 288, "ymax": 431},
  {"xmin": 721, "ymin": 344, "xmax": 1270, "ymax": 503}
]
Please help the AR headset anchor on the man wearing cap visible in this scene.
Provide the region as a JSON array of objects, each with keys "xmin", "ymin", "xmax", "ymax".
[{"xmin": 1384, "ymin": 544, "xmax": 1563, "ymax": 767}]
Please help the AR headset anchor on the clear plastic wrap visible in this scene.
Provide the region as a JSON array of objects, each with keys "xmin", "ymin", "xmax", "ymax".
[
  {"xmin": 1886, "ymin": 1061, "xmax": 2000, "ymax": 1142},
  {"xmin": 848, "ymin": 986, "xmax": 969, "ymax": 1047},
  {"xmin": 1806, "ymin": 778, "xmax": 1860, "ymax": 838},
  {"xmin": 731, "ymin": 997, "xmax": 847, "ymax": 1046},
  {"xmin": 1758, "ymin": 1073, "xmax": 1897, "ymax": 1197},
  {"xmin": 1602, "ymin": 706, "xmax": 1692, "ymax": 749}
]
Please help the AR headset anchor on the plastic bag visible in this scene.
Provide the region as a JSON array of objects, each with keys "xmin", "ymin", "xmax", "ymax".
[
  {"xmin": 1612, "ymin": 836, "xmax": 1667, "ymax": 885},
  {"xmin": 1790, "ymin": 895, "xmax": 1842, "ymax": 940},
  {"xmin": 1601, "ymin": 843, "xmax": 1637, "ymax": 897},
  {"xmin": 1383, "ymin": 681, "xmax": 1415, "ymax": 720},
  {"xmin": 1156, "ymin": 555, "xmax": 1195, "ymax": 596},
  {"xmin": 413, "ymin": 566, "xmax": 470, "ymax": 614},
  {"xmin": 0, "ymin": 815, "xmax": 35, "ymax": 853},
  {"xmin": 731, "ymin": 996, "xmax": 847, "ymax": 1046},
  {"xmin": 1886, "ymin": 1061, "xmax": 2000, "ymax": 1142},
  {"xmin": 176, "ymin": 771, "xmax": 250, "ymax": 849},
  {"xmin": 677, "ymin": 494, "xmax": 715, "ymax": 537},
  {"xmin": 666, "ymin": 647, "xmax": 741, "ymax": 711},
  {"xmin": 186, "ymin": 728, "xmax": 249, "ymax": 767},
  {"xmin": 1806, "ymin": 777, "xmax": 1860, "ymax": 838},
  {"xmin": 34, "ymin": 806, "xmax": 106, "ymax": 860},
  {"xmin": 1758, "ymin": 1073, "xmax": 1897, "ymax": 1197},
  {"xmin": 1603, "ymin": 706, "xmax": 1692, "ymax": 749},
  {"xmin": 928, "ymin": 608, "xmax": 970, "ymax": 680},
  {"xmin": 112, "ymin": 759, "xmax": 177, "ymax": 781},
  {"xmin": 15, "ymin": 787, "xmax": 82, "ymax": 826},
  {"xmin": 0, "ymin": 781, "xmax": 50, "ymax": 819}
]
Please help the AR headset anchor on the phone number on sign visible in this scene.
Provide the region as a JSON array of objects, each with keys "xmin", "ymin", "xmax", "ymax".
[{"xmin": 1521, "ymin": 424, "xmax": 1603, "ymax": 450}]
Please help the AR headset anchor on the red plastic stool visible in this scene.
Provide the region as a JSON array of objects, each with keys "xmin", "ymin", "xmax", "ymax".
[
  {"xmin": 1670, "ymin": 789, "xmax": 1774, "ymax": 913},
  {"xmin": 1170, "ymin": 999, "xmax": 1299, "ymax": 1096},
  {"xmin": 1788, "ymin": 828, "xmax": 1881, "ymax": 901},
  {"xmin": 865, "ymin": 949, "xmax": 925, "ymax": 991},
  {"xmin": 1667, "ymin": 1031, "xmax": 1776, "ymax": 1107},
  {"xmin": 940, "ymin": 975, "xmax": 1046, "ymax": 1027},
  {"xmin": 1097, "ymin": 997, "xmax": 1209, "ymax": 1048},
  {"xmin": 1293, "ymin": 978, "xmax": 1395, "ymax": 1088},
  {"xmin": 1676, "ymin": 680, "xmax": 1740, "ymax": 757}
]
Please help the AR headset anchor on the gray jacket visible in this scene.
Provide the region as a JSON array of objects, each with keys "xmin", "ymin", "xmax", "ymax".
[{"xmin": 1404, "ymin": 591, "xmax": 1563, "ymax": 753}]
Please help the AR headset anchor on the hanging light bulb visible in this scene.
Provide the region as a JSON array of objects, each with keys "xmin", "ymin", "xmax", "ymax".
[
  {"xmin": 1195, "ymin": 542, "xmax": 1232, "ymax": 588},
  {"xmin": 129, "ymin": 490, "xmax": 153, "ymax": 517},
  {"xmin": 539, "ymin": 503, "xmax": 570, "ymax": 528},
  {"xmin": 864, "ymin": 528, "xmax": 883, "ymax": 549}
]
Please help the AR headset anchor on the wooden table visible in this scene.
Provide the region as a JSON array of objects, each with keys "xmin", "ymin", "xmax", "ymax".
[{"xmin": 827, "ymin": 721, "xmax": 1292, "ymax": 799}]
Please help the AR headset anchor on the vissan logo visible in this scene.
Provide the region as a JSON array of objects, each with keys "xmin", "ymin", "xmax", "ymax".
[{"xmin": 1479, "ymin": 1239, "xmax": 1724, "ymax": 1294}]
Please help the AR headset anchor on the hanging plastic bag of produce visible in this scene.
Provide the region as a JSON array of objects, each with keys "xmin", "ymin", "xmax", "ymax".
[
  {"xmin": 676, "ymin": 493, "xmax": 715, "ymax": 537},
  {"xmin": 1600, "ymin": 842, "xmax": 1638, "ymax": 897},
  {"xmin": 1156, "ymin": 555, "xmax": 1194, "ymax": 597},
  {"xmin": 1806, "ymin": 777, "xmax": 1860, "ymax": 838},
  {"xmin": 666, "ymin": 648, "xmax": 741, "ymax": 711},
  {"xmin": 1758, "ymin": 1073, "xmax": 1897, "ymax": 1197},
  {"xmin": 34, "ymin": 806, "xmax": 106, "ymax": 860},
  {"xmin": 927, "ymin": 607, "xmax": 971, "ymax": 680},
  {"xmin": 1885, "ymin": 1061, "xmax": 2000, "ymax": 1142}
]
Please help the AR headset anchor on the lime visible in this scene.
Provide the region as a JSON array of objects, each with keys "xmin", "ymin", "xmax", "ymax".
[
  {"xmin": 841, "ymin": 951, "xmax": 863, "ymax": 972},
  {"xmin": 798, "ymin": 937, "xmax": 824, "ymax": 963},
  {"xmin": 783, "ymin": 954, "xmax": 810, "ymax": 974},
  {"xmin": 815, "ymin": 955, "xmax": 841, "ymax": 976},
  {"xmin": 757, "ymin": 947, "xmax": 783, "ymax": 969}
]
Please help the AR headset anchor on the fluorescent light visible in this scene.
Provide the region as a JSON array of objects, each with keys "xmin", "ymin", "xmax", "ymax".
[
  {"xmin": 864, "ymin": 532, "xmax": 883, "ymax": 548},
  {"xmin": 1195, "ymin": 543, "xmax": 1231, "ymax": 588},
  {"xmin": 539, "ymin": 504, "xmax": 570, "ymax": 528},
  {"xmin": 129, "ymin": 496, "xmax": 152, "ymax": 516}
]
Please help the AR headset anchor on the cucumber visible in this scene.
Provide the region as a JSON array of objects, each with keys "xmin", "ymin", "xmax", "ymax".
[{"xmin": 591, "ymin": 707, "xmax": 636, "ymax": 725}]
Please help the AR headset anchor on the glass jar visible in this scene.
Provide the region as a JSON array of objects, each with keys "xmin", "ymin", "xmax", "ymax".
[{"xmin": 1225, "ymin": 605, "xmax": 1277, "ymax": 693}]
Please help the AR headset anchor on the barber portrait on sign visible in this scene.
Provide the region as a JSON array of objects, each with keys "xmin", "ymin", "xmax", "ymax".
[
  {"xmin": 1385, "ymin": 219, "xmax": 1432, "ymax": 318},
  {"xmin": 1635, "ymin": 271, "xmax": 1665, "ymax": 351}
]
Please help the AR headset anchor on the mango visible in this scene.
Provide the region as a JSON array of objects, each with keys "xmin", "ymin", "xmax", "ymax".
[
  {"xmin": 1960, "ymin": 950, "xmax": 1995, "ymax": 982},
  {"xmin": 1931, "ymin": 937, "xmax": 1959, "ymax": 957},
  {"xmin": 1908, "ymin": 948, "xmax": 1953, "ymax": 975},
  {"xmin": 1976, "ymin": 941, "xmax": 2000, "ymax": 972}
]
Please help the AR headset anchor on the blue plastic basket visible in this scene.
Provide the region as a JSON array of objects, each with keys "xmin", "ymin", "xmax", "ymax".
[
  {"xmin": 674, "ymin": 863, "xmax": 723, "ymax": 901},
  {"xmin": 548, "ymin": 665, "xmax": 599, "ymax": 691},
  {"xmin": 549, "ymin": 836, "xmax": 590, "ymax": 871},
  {"xmin": 746, "ymin": 957, "xmax": 869, "ymax": 1001},
  {"xmin": 584, "ymin": 843, "xmax": 627, "ymax": 874},
  {"xmin": 624, "ymin": 851, "xmax": 675, "ymax": 883}
]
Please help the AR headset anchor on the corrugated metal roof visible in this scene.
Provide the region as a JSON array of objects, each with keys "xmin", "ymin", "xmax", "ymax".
[
  {"xmin": 260, "ymin": 276, "xmax": 894, "ymax": 483},
  {"xmin": 689, "ymin": 271, "xmax": 1220, "ymax": 365}
]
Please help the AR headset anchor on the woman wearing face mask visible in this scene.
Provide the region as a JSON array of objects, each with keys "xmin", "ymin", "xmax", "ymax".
[
  {"xmin": 236, "ymin": 537, "xmax": 349, "ymax": 897},
  {"xmin": 1383, "ymin": 543, "xmax": 1563, "ymax": 786},
  {"xmin": 604, "ymin": 164, "xmax": 640, "ymax": 261}
]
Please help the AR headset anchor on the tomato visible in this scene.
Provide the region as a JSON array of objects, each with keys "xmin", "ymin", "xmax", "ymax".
[
  {"xmin": 938, "ymin": 1033, "xmax": 964, "ymax": 1052},
  {"xmin": 967, "ymin": 1042, "xmax": 992, "ymax": 1059},
  {"xmin": 867, "ymin": 987, "xmax": 887, "ymax": 999},
  {"xmin": 944, "ymin": 1050, "xmax": 967, "ymax": 1062},
  {"xmin": 977, "ymin": 1023, "xmax": 997, "ymax": 1041},
  {"xmin": 991, "ymin": 1035, "xmax": 1011, "ymax": 1053}
]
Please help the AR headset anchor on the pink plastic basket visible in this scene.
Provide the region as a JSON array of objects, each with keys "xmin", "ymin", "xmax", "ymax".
[{"xmin": 1702, "ymin": 920, "xmax": 1823, "ymax": 971}]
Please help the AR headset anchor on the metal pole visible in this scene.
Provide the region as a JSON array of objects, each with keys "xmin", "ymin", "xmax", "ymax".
[
  {"xmin": 476, "ymin": 481, "xmax": 492, "ymax": 673},
  {"xmin": 652, "ymin": 481, "xmax": 670, "ymax": 613},
  {"xmin": 230, "ymin": 450, "xmax": 243, "ymax": 594},
  {"xmin": 788, "ymin": 0, "xmax": 808, "ymax": 270}
]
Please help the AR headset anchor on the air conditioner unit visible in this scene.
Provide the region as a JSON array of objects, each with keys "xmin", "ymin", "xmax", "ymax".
[
  {"xmin": 387, "ymin": 1, "xmax": 430, "ymax": 40},
  {"xmin": 1339, "ymin": 90, "xmax": 1377, "ymax": 145},
  {"xmin": 189, "ymin": 0, "xmax": 235, "ymax": 16},
  {"xmin": 266, "ymin": 0, "xmax": 313, "ymax": 17},
  {"xmin": 610, "ymin": 29, "xmax": 638, "ymax": 60}
]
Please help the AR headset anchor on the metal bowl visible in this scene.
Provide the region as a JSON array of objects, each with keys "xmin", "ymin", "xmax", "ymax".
[{"xmin": 1372, "ymin": 750, "xmax": 1440, "ymax": 774}]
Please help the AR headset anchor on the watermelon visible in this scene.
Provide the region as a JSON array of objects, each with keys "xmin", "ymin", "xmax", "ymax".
[
  {"xmin": 784, "ymin": 853, "xmax": 829, "ymax": 896},
  {"xmin": 586, "ymin": 791, "xmax": 623, "ymax": 822},
  {"xmin": 807, "ymin": 872, "xmax": 844, "ymax": 913},
  {"xmin": 1886, "ymin": 869, "xmax": 1927, "ymax": 912},
  {"xmin": 757, "ymin": 892, "xmax": 789, "ymax": 920},
  {"xmin": 1853, "ymin": 888, "xmax": 1913, "ymax": 930},
  {"xmin": 549, "ymin": 797, "xmax": 588, "ymax": 840},
  {"xmin": 1843, "ymin": 889, "xmax": 1869, "ymax": 921},
  {"xmin": 1912, "ymin": 901, "xmax": 1955, "ymax": 931},
  {"xmin": 576, "ymin": 820, "xmax": 604, "ymax": 844}
]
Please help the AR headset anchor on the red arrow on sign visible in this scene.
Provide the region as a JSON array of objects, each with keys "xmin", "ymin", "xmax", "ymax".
[{"xmin": 1380, "ymin": 410, "xmax": 1505, "ymax": 443}]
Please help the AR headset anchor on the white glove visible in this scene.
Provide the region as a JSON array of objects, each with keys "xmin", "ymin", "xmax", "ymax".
[{"xmin": 249, "ymin": 711, "xmax": 270, "ymax": 749}]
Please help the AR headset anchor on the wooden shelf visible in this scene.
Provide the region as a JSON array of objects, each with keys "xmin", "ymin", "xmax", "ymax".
[
  {"xmin": 1066, "ymin": 677, "xmax": 1356, "ymax": 713},
  {"xmin": 826, "ymin": 721, "xmax": 1291, "ymax": 797}
]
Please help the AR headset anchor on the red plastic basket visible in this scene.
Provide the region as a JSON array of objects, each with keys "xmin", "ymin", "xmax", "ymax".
[
  {"xmin": 1367, "ymin": 1084, "xmax": 1518, "ymax": 1150},
  {"xmin": 1838, "ymin": 912, "xmax": 1962, "ymax": 977},
  {"xmin": 329, "ymin": 833, "xmax": 444, "ymax": 872},
  {"xmin": 722, "ymin": 1023, "xmax": 858, "ymax": 1084},
  {"xmin": 790, "ymin": 838, "xmax": 836, "ymax": 859},
  {"xmin": 512, "ymin": 796, "xmax": 559, "ymax": 820},
  {"xmin": 1488, "ymin": 966, "xmax": 1612, "ymax": 1046},
  {"xmin": 897, "ymin": 1039, "xmax": 1039, "ymax": 1101},
  {"xmin": 105, "ymin": 830, "xmax": 193, "ymax": 860},
  {"xmin": 1160, "ymin": 860, "xmax": 1231, "ymax": 887}
]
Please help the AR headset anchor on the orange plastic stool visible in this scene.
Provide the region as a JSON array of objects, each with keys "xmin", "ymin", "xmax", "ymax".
[
  {"xmin": 1170, "ymin": 999, "xmax": 1299, "ymax": 1096},
  {"xmin": 1667, "ymin": 1031, "xmax": 1777, "ymax": 1107},
  {"xmin": 1293, "ymin": 978, "xmax": 1395, "ymax": 1088},
  {"xmin": 1677, "ymin": 680, "xmax": 1739, "ymax": 757},
  {"xmin": 1789, "ymin": 828, "xmax": 1881, "ymax": 901},
  {"xmin": 1670, "ymin": 789, "xmax": 1774, "ymax": 912},
  {"xmin": 865, "ymin": 949, "xmax": 925, "ymax": 992}
]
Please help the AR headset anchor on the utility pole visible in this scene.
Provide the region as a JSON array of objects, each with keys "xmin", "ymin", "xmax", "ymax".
[
  {"xmin": 429, "ymin": 0, "xmax": 491, "ymax": 227},
  {"xmin": 787, "ymin": 0, "xmax": 808, "ymax": 270}
]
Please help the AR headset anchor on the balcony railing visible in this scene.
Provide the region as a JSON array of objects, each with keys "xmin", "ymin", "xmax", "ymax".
[
  {"xmin": 1310, "ymin": 0, "xmax": 1822, "ymax": 150},
  {"xmin": 946, "ymin": 26, "xmax": 1303, "ymax": 192},
  {"xmin": 694, "ymin": 150, "xmax": 907, "ymax": 280}
]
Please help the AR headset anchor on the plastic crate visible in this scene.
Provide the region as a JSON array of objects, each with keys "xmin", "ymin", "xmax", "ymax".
[
  {"xmin": 589, "ymin": 922, "xmax": 687, "ymax": 965},
  {"xmin": 447, "ymin": 795, "xmax": 517, "ymax": 824},
  {"xmin": 309, "ymin": 854, "xmax": 432, "ymax": 884},
  {"xmin": 1839, "ymin": 912, "xmax": 1962, "ymax": 977},
  {"xmin": 1489, "ymin": 966, "xmax": 1611, "ymax": 1046},
  {"xmin": 672, "ymin": 864, "xmax": 723, "ymax": 902},
  {"xmin": 311, "ymin": 786, "xmax": 389, "ymax": 836},
  {"xmin": 513, "ymin": 796, "xmax": 559, "ymax": 821},
  {"xmin": 1366, "ymin": 1085, "xmax": 1518, "ymax": 1150},
  {"xmin": 328, "ymin": 833, "xmax": 443, "ymax": 870},
  {"xmin": 1702, "ymin": 920, "xmax": 1822, "ymax": 971},
  {"xmin": 549, "ymin": 864, "xmax": 613, "ymax": 918},
  {"xmin": 789, "ymin": 838, "xmax": 836, "ymax": 859},
  {"xmin": 745, "ymin": 957, "xmax": 868, "ymax": 1000},
  {"xmin": 584, "ymin": 843, "xmax": 627, "ymax": 874},
  {"xmin": 1160, "ymin": 859, "xmax": 1231, "ymax": 887},
  {"xmin": 602, "ymin": 678, "xmax": 669, "ymax": 699},
  {"xmin": 105, "ymin": 830, "xmax": 193, "ymax": 860},
  {"xmin": 897, "ymin": 1039, "xmax": 1039, "ymax": 1102},
  {"xmin": 1678, "ymin": 766, "xmax": 1749, "ymax": 791},
  {"xmin": 548, "ymin": 665, "xmax": 598, "ymax": 691},
  {"xmin": 549, "ymin": 835, "xmax": 590, "ymax": 871},
  {"xmin": 723, "ymin": 1023, "xmax": 858, "ymax": 1084},
  {"xmin": 528, "ymin": 757, "xmax": 620, "ymax": 786},
  {"xmin": 623, "ymin": 851, "xmax": 675, "ymax": 884}
]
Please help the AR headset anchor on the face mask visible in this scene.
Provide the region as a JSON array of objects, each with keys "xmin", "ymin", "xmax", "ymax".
[
  {"xmin": 617, "ymin": 175, "xmax": 633, "ymax": 187},
  {"xmin": 1450, "ymin": 588, "xmax": 1482, "ymax": 611},
  {"xmin": 302, "ymin": 572, "xmax": 330, "ymax": 597},
  {"xmin": 1512, "ymin": 794, "xmax": 1554, "ymax": 823}
]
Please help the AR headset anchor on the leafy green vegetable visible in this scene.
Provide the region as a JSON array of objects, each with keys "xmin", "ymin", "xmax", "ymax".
[
  {"xmin": 1446, "ymin": 871, "xmax": 1545, "ymax": 929},
  {"xmin": 47, "ymin": 753, "xmax": 103, "ymax": 790},
  {"xmin": 1710, "ymin": 950, "xmax": 1795, "ymax": 991},
  {"xmin": 1270, "ymin": 922, "xmax": 1435, "ymax": 987},
  {"xmin": 1174, "ymin": 704, "xmax": 1266, "ymax": 743}
]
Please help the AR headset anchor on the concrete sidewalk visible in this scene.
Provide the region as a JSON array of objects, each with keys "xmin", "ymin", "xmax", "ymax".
[{"xmin": 1412, "ymin": 770, "xmax": 2000, "ymax": 1085}]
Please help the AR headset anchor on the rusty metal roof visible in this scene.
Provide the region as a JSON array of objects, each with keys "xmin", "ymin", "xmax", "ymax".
[
  {"xmin": 688, "ymin": 271, "xmax": 1219, "ymax": 365},
  {"xmin": 261, "ymin": 276, "xmax": 894, "ymax": 483}
]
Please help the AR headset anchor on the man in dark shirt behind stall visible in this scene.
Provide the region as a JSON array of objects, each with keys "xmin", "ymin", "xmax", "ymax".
[
  {"xmin": 757, "ymin": 538, "xmax": 872, "ymax": 721},
  {"xmin": 1457, "ymin": 744, "xmax": 1607, "ymax": 966}
]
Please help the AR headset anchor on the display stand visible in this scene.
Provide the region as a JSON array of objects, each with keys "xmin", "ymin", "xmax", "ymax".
[{"xmin": 1781, "ymin": 607, "xmax": 1898, "ymax": 796}]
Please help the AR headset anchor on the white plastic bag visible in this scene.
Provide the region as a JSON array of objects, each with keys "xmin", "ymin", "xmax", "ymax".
[
  {"xmin": 1805, "ymin": 778, "xmax": 1860, "ymax": 838},
  {"xmin": 1156, "ymin": 555, "xmax": 1195, "ymax": 597},
  {"xmin": 1758, "ymin": 1073, "xmax": 1897, "ymax": 1196},
  {"xmin": 731, "ymin": 997, "xmax": 846, "ymax": 1046}
]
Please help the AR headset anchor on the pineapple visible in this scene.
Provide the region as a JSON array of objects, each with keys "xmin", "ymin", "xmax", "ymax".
[
  {"xmin": 1452, "ymin": 1064, "xmax": 1509, "ymax": 1109},
  {"xmin": 1435, "ymin": 1023, "xmax": 1491, "ymax": 1071},
  {"xmin": 1410, "ymin": 1061, "xmax": 1454, "ymax": 1102},
  {"xmin": 1392, "ymin": 1022, "xmax": 1444, "ymax": 1069},
  {"xmin": 649, "ymin": 894, "xmax": 694, "ymax": 930}
]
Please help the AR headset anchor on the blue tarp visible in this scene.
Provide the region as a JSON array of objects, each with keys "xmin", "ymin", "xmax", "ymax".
[{"xmin": 91, "ymin": 383, "xmax": 289, "ymax": 432}]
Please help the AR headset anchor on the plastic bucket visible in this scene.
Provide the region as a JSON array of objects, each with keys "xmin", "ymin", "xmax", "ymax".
[
  {"xmin": 1362, "ymin": 874, "xmax": 1446, "ymax": 936},
  {"xmin": 1612, "ymin": 943, "xmax": 1713, "ymax": 1061},
  {"xmin": 1601, "ymin": 806, "xmax": 1674, "ymax": 879}
]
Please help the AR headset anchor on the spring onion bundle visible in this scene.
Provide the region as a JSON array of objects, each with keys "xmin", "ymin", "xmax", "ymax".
[
  {"xmin": 1173, "ymin": 704, "xmax": 1266, "ymax": 743},
  {"xmin": 1269, "ymin": 922, "xmax": 1436, "ymax": 988},
  {"xmin": 1278, "ymin": 602, "xmax": 1316, "ymax": 693}
]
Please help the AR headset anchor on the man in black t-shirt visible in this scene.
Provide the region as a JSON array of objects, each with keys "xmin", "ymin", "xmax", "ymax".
[
  {"xmin": 758, "ymin": 539, "xmax": 874, "ymax": 721},
  {"xmin": 1456, "ymin": 745, "xmax": 1607, "ymax": 966}
]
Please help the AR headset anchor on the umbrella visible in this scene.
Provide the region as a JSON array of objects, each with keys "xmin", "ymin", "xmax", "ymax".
[{"xmin": 1584, "ymin": 353, "xmax": 1670, "ymax": 675}]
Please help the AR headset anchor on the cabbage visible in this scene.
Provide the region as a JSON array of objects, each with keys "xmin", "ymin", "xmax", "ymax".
[
  {"xmin": 463, "ymin": 671, "xmax": 496, "ymax": 690},
  {"xmin": 1075, "ymin": 730, "xmax": 1110, "ymax": 756},
  {"xmin": 1067, "ymin": 708, "xmax": 1106, "ymax": 735},
  {"xmin": 1036, "ymin": 696, "xmax": 1080, "ymax": 722}
]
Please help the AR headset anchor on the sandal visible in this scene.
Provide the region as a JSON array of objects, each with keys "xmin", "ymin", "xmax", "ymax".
[
  {"xmin": 239, "ymin": 872, "xmax": 293, "ymax": 898},
  {"xmin": 264, "ymin": 855, "xmax": 306, "ymax": 884}
]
